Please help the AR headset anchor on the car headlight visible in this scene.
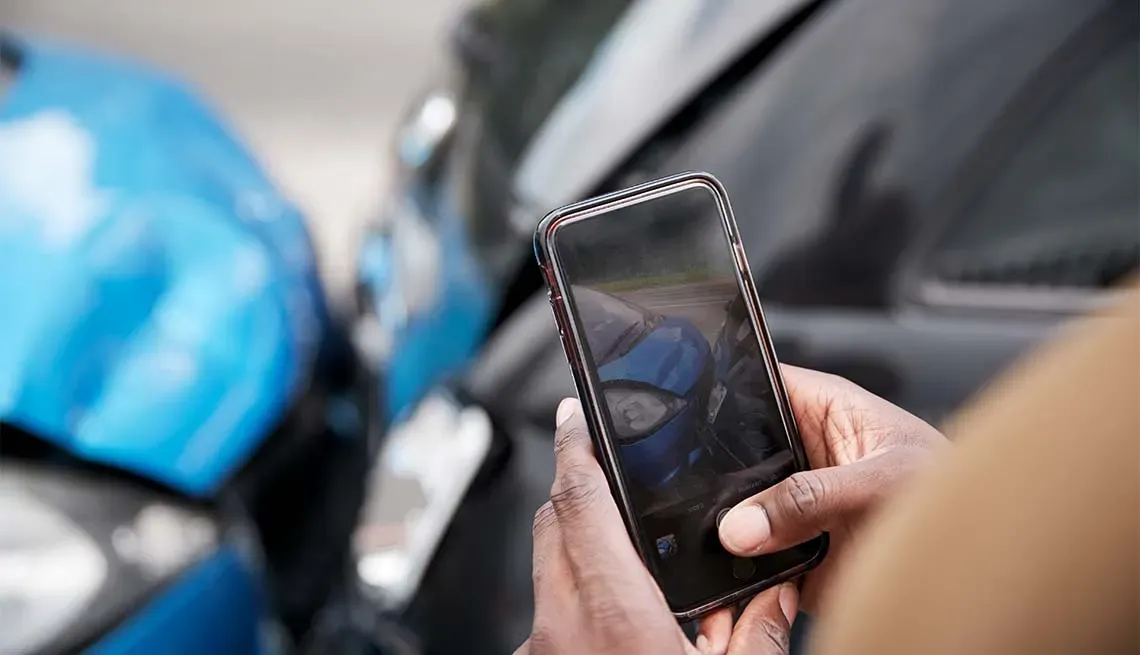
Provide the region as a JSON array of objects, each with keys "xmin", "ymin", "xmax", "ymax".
[
  {"xmin": 0, "ymin": 494, "xmax": 106, "ymax": 654},
  {"xmin": 0, "ymin": 461, "xmax": 219, "ymax": 654},
  {"xmin": 603, "ymin": 384, "xmax": 688, "ymax": 443}
]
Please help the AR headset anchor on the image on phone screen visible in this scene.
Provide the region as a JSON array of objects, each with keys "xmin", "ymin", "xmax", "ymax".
[{"xmin": 549, "ymin": 181, "xmax": 823, "ymax": 611}]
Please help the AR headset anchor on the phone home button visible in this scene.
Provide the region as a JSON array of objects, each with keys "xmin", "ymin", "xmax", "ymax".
[
  {"xmin": 732, "ymin": 557, "xmax": 756, "ymax": 580},
  {"xmin": 716, "ymin": 508, "xmax": 730, "ymax": 527}
]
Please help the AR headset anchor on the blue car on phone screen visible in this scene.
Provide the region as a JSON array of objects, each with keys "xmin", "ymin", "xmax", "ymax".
[{"xmin": 575, "ymin": 287, "xmax": 714, "ymax": 491}]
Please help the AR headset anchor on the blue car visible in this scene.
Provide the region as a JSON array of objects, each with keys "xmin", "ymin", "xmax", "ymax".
[
  {"xmin": 0, "ymin": 34, "xmax": 369, "ymax": 654},
  {"xmin": 574, "ymin": 287, "xmax": 714, "ymax": 491}
]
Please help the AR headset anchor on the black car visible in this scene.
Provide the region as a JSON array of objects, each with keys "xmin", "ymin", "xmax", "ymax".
[{"xmin": 356, "ymin": 0, "xmax": 1139, "ymax": 652}]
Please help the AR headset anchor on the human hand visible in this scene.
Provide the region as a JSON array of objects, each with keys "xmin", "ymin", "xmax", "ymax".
[
  {"xmin": 517, "ymin": 398, "xmax": 803, "ymax": 655},
  {"xmin": 718, "ymin": 365, "xmax": 948, "ymax": 614}
]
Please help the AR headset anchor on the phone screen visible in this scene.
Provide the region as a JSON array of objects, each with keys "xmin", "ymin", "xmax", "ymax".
[{"xmin": 550, "ymin": 182, "xmax": 824, "ymax": 612}]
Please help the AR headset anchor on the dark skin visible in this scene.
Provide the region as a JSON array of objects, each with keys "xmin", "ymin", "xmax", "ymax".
[{"xmin": 516, "ymin": 366, "xmax": 947, "ymax": 655}]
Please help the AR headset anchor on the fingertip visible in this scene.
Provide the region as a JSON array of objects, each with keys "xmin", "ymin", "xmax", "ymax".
[
  {"xmin": 718, "ymin": 504, "xmax": 771, "ymax": 555},
  {"xmin": 778, "ymin": 582, "xmax": 799, "ymax": 625},
  {"xmin": 696, "ymin": 607, "xmax": 732, "ymax": 655},
  {"xmin": 552, "ymin": 397, "xmax": 592, "ymax": 464},
  {"xmin": 731, "ymin": 585, "xmax": 794, "ymax": 653},
  {"xmin": 556, "ymin": 397, "xmax": 580, "ymax": 427}
]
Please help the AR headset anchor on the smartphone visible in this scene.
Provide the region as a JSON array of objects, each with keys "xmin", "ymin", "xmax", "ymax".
[{"xmin": 534, "ymin": 171, "xmax": 828, "ymax": 619}]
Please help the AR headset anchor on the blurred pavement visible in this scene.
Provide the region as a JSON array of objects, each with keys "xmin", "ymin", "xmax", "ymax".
[{"xmin": 3, "ymin": 0, "xmax": 467, "ymax": 310}]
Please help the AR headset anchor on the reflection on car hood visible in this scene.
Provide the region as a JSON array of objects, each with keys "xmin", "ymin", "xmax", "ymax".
[
  {"xmin": 598, "ymin": 317, "xmax": 709, "ymax": 397},
  {"xmin": 512, "ymin": 0, "xmax": 811, "ymax": 212},
  {"xmin": 0, "ymin": 37, "xmax": 323, "ymax": 496}
]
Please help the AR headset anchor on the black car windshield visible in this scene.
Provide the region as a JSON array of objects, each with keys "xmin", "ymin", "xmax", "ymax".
[
  {"xmin": 572, "ymin": 285, "xmax": 654, "ymax": 365},
  {"xmin": 473, "ymin": 0, "xmax": 637, "ymax": 167},
  {"xmin": 450, "ymin": 0, "xmax": 637, "ymax": 286}
]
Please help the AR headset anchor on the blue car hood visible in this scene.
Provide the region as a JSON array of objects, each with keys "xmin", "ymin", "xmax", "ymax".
[
  {"xmin": 0, "ymin": 37, "xmax": 324, "ymax": 496},
  {"xmin": 598, "ymin": 317, "xmax": 709, "ymax": 397}
]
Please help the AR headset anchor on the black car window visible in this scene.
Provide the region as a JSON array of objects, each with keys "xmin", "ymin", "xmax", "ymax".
[
  {"xmin": 634, "ymin": 0, "xmax": 1133, "ymax": 310},
  {"xmin": 922, "ymin": 34, "xmax": 1139, "ymax": 295}
]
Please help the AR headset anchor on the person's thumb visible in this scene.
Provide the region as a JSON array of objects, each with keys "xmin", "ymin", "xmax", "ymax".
[
  {"xmin": 719, "ymin": 459, "xmax": 887, "ymax": 556},
  {"xmin": 727, "ymin": 583, "xmax": 798, "ymax": 655}
]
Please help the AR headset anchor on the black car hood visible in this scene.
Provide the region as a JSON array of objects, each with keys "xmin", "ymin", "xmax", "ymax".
[{"xmin": 504, "ymin": 0, "xmax": 811, "ymax": 218}]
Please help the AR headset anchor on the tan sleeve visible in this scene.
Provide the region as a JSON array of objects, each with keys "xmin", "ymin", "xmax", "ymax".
[{"xmin": 812, "ymin": 288, "xmax": 1140, "ymax": 655}]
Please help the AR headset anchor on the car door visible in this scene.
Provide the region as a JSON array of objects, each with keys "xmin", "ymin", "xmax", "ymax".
[
  {"xmin": 653, "ymin": 0, "xmax": 1137, "ymax": 423},
  {"xmin": 883, "ymin": 13, "xmax": 1138, "ymax": 420}
]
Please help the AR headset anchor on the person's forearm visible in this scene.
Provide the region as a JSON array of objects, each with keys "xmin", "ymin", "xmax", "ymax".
[{"xmin": 811, "ymin": 287, "xmax": 1140, "ymax": 655}]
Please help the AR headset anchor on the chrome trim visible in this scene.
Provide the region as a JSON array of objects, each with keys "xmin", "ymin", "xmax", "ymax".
[{"xmin": 916, "ymin": 279, "xmax": 1120, "ymax": 315}]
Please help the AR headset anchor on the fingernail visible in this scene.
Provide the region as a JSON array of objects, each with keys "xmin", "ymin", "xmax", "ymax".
[
  {"xmin": 778, "ymin": 583, "xmax": 798, "ymax": 625},
  {"xmin": 719, "ymin": 505, "xmax": 771, "ymax": 555},
  {"xmin": 694, "ymin": 634, "xmax": 710, "ymax": 655},
  {"xmin": 556, "ymin": 397, "xmax": 579, "ymax": 427}
]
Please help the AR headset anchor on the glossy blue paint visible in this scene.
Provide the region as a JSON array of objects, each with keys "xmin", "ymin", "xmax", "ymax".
[
  {"xmin": 591, "ymin": 297, "xmax": 713, "ymax": 489},
  {"xmin": 86, "ymin": 547, "xmax": 270, "ymax": 655},
  {"xmin": 616, "ymin": 407, "xmax": 703, "ymax": 489},
  {"xmin": 598, "ymin": 316, "xmax": 708, "ymax": 398},
  {"xmin": 0, "ymin": 37, "xmax": 325, "ymax": 496}
]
